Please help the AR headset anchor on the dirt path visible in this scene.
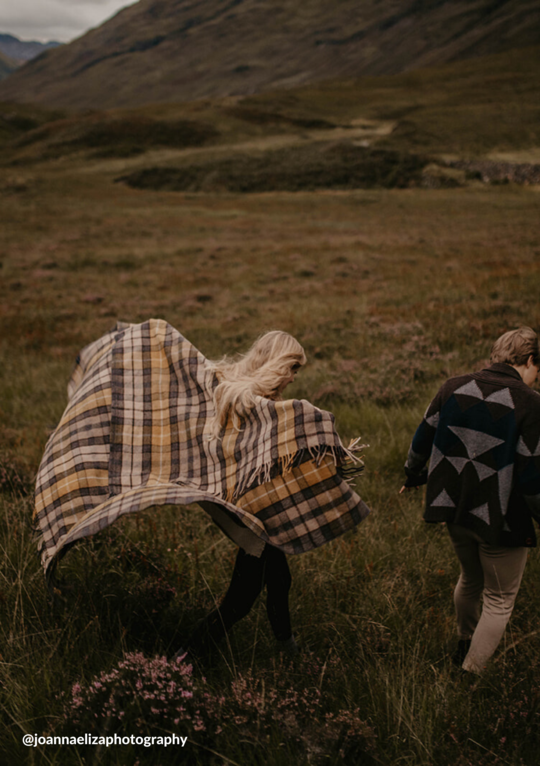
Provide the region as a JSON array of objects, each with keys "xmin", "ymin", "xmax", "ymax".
[{"xmin": 78, "ymin": 119, "xmax": 396, "ymax": 176}]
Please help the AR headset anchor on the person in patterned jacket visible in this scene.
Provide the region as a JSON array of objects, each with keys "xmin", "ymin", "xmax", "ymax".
[{"xmin": 401, "ymin": 327, "xmax": 540, "ymax": 673}]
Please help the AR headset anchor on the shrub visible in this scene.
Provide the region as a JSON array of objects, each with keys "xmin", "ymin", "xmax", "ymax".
[{"xmin": 59, "ymin": 652, "xmax": 376, "ymax": 763}]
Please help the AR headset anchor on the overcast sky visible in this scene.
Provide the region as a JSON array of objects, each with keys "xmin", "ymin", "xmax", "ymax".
[{"xmin": 0, "ymin": 0, "xmax": 137, "ymax": 43}]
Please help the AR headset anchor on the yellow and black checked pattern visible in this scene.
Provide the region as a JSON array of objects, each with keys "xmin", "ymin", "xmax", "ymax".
[{"xmin": 34, "ymin": 320, "xmax": 370, "ymax": 571}]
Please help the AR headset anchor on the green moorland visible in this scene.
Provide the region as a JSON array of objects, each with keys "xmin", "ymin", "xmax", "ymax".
[{"xmin": 1, "ymin": 49, "xmax": 540, "ymax": 765}]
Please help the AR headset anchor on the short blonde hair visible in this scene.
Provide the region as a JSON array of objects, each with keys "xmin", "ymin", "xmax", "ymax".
[
  {"xmin": 209, "ymin": 331, "xmax": 306, "ymax": 436},
  {"xmin": 490, "ymin": 327, "xmax": 540, "ymax": 367}
]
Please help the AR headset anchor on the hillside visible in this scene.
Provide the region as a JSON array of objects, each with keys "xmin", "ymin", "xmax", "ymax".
[
  {"xmin": 0, "ymin": 0, "xmax": 539, "ymax": 109},
  {"xmin": 2, "ymin": 44, "xmax": 539, "ymax": 171}
]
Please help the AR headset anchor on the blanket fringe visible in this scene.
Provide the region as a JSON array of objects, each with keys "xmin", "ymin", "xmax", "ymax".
[
  {"xmin": 227, "ymin": 438, "xmax": 368, "ymax": 502},
  {"xmin": 339, "ymin": 437, "xmax": 369, "ymax": 485}
]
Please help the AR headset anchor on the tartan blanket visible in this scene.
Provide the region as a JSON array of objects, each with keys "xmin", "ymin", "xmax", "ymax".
[{"xmin": 35, "ymin": 320, "xmax": 370, "ymax": 572}]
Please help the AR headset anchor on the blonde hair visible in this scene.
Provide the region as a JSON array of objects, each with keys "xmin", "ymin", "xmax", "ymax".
[
  {"xmin": 209, "ymin": 331, "xmax": 306, "ymax": 436},
  {"xmin": 490, "ymin": 326, "xmax": 540, "ymax": 367}
]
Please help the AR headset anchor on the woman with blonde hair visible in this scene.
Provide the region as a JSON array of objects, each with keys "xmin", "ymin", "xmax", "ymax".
[
  {"xmin": 180, "ymin": 331, "xmax": 307, "ymax": 658},
  {"xmin": 35, "ymin": 317, "xmax": 369, "ymax": 661},
  {"xmin": 209, "ymin": 330, "xmax": 307, "ymax": 436}
]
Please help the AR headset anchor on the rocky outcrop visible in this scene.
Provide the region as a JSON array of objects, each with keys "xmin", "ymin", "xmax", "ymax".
[{"xmin": 449, "ymin": 159, "xmax": 540, "ymax": 185}]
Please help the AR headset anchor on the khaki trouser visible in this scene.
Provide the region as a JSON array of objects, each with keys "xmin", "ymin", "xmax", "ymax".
[{"xmin": 447, "ymin": 523, "xmax": 528, "ymax": 674}]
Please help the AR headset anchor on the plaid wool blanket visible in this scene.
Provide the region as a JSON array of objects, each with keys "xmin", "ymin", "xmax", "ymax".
[{"xmin": 35, "ymin": 320, "xmax": 370, "ymax": 572}]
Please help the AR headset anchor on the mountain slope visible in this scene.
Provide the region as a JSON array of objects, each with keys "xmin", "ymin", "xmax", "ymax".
[{"xmin": 0, "ymin": 0, "xmax": 539, "ymax": 109}]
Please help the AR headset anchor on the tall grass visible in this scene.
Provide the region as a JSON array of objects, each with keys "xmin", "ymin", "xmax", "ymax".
[{"xmin": 1, "ymin": 150, "xmax": 540, "ymax": 763}]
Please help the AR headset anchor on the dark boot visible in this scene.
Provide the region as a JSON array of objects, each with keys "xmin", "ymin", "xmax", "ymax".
[{"xmin": 451, "ymin": 638, "xmax": 471, "ymax": 667}]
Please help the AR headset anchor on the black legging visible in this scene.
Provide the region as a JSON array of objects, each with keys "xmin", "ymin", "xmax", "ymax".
[{"xmin": 187, "ymin": 544, "xmax": 292, "ymax": 650}]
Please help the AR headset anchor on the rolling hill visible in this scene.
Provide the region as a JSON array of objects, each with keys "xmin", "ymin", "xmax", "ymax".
[{"xmin": 0, "ymin": 0, "xmax": 539, "ymax": 109}]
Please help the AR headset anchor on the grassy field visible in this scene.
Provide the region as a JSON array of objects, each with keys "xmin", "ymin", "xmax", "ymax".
[{"xmin": 1, "ymin": 62, "xmax": 540, "ymax": 763}]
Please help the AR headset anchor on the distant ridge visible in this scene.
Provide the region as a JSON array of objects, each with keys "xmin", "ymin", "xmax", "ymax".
[
  {"xmin": 0, "ymin": 0, "xmax": 539, "ymax": 108},
  {"xmin": 0, "ymin": 33, "xmax": 62, "ymax": 64}
]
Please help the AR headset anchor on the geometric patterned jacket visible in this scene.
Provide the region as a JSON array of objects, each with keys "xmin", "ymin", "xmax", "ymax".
[{"xmin": 404, "ymin": 363, "xmax": 540, "ymax": 547}]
